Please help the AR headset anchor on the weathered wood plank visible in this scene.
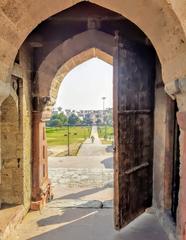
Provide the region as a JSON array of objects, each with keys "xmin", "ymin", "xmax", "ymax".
[{"xmin": 113, "ymin": 34, "xmax": 155, "ymax": 230}]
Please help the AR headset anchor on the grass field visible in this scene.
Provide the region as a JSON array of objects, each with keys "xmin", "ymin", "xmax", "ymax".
[
  {"xmin": 46, "ymin": 126, "xmax": 91, "ymax": 156},
  {"xmin": 98, "ymin": 126, "xmax": 114, "ymax": 144}
]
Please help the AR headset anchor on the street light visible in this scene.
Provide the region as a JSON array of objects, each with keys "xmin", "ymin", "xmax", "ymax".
[
  {"xmin": 102, "ymin": 97, "xmax": 106, "ymax": 124},
  {"xmin": 102, "ymin": 97, "xmax": 107, "ymax": 139}
]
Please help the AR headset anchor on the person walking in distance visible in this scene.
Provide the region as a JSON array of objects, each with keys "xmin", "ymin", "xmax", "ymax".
[{"xmin": 91, "ymin": 135, "xmax": 95, "ymax": 143}]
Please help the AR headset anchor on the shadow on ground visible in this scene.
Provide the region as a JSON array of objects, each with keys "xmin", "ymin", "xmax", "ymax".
[
  {"xmin": 55, "ymin": 187, "xmax": 107, "ymax": 200},
  {"xmin": 101, "ymin": 157, "xmax": 113, "ymax": 169},
  {"xmin": 30, "ymin": 211, "xmax": 168, "ymax": 240},
  {"xmin": 105, "ymin": 145, "xmax": 113, "ymax": 153},
  {"xmin": 37, "ymin": 208, "xmax": 95, "ymax": 227}
]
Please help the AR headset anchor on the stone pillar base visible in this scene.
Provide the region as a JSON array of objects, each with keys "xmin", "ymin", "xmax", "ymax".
[{"xmin": 31, "ymin": 180, "xmax": 53, "ymax": 211}]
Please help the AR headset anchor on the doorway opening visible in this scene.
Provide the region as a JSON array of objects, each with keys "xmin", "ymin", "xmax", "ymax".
[{"xmin": 46, "ymin": 57, "xmax": 114, "ymax": 208}]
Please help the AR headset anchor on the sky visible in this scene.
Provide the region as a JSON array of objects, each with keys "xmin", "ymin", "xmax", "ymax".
[{"xmin": 55, "ymin": 58, "xmax": 113, "ymax": 111}]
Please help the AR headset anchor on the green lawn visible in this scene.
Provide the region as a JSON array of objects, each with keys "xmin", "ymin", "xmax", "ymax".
[
  {"xmin": 98, "ymin": 126, "xmax": 114, "ymax": 144},
  {"xmin": 46, "ymin": 126, "xmax": 91, "ymax": 146},
  {"xmin": 46, "ymin": 126, "xmax": 91, "ymax": 156}
]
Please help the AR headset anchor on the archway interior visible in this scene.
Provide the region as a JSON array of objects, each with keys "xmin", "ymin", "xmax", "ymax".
[
  {"xmin": 27, "ymin": 2, "xmax": 149, "ymax": 101},
  {"xmin": 26, "ymin": 0, "xmax": 156, "ymax": 217},
  {"xmin": 51, "ymin": 48, "xmax": 113, "ymax": 105},
  {"xmin": 15, "ymin": 0, "xmax": 179, "ymax": 231}
]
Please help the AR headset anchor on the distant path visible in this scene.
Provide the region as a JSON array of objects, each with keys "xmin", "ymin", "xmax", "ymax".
[
  {"xmin": 49, "ymin": 125, "xmax": 113, "ymax": 169},
  {"xmin": 48, "ymin": 125, "xmax": 113, "ymax": 197},
  {"xmin": 78, "ymin": 126, "xmax": 106, "ymax": 156}
]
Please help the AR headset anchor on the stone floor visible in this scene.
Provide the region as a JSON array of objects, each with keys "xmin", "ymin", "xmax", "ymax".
[
  {"xmin": 9, "ymin": 206, "xmax": 169, "ymax": 240},
  {"xmin": 0, "ymin": 204, "xmax": 25, "ymax": 240},
  {"xmin": 53, "ymin": 185, "xmax": 113, "ymax": 202},
  {"xmin": 8, "ymin": 127, "xmax": 169, "ymax": 240},
  {"xmin": 48, "ymin": 125, "xmax": 113, "ymax": 193}
]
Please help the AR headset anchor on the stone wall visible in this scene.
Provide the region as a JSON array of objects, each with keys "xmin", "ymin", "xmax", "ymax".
[
  {"xmin": 0, "ymin": 95, "xmax": 22, "ymax": 204},
  {"xmin": 153, "ymin": 60, "xmax": 177, "ymax": 240},
  {"xmin": 0, "ymin": 43, "xmax": 33, "ymax": 209}
]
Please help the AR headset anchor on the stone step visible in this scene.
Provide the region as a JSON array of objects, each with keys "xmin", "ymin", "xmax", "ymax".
[{"xmin": 48, "ymin": 199, "xmax": 113, "ymax": 209}]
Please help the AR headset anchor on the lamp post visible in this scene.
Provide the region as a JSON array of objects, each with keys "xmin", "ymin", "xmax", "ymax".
[
  {"xmin": 64, "ymin": 116, "xmax": 70, "ymax": 156},
  {"xmin": 102, "ymin": 97, "xmax": 106, "ymax": 124},
  {"xmin": 102, "ymin": 97, "xmax": 107, "ymax": 139},
  {"xmin": 67, "ymin": 123, "xmax": 70, "ymax": 156}
]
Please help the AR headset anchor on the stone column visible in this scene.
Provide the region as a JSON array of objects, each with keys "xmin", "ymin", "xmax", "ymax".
[
  {"xmin": 31, "ymin": 97, "xmax": 53, "ymax": 210},
  {"xmin": 165, "ymin": 79, "xmax": 186, "ymax": 240},
  {"xmin": 176, "ymin": 112, "xmax": 186, "ymax": 240}
]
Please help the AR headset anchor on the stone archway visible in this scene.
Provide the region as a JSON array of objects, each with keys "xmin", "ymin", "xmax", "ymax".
[
  {"xmin": 0, "ymin": 1, "xmax": 186, "ymax": 239},
  {"xmin": 0, "ymin": 1, "xmax": 186, "ymax": 87},
  {"xmin": 50, "ymin": 48, "xmax": 113, "ymax": 104},
  {"xmin": 26, "ymin": 3, "xmax": 184, "ymax": 238},
  {"xmin": 31, "ymin": 45, "xmax": 113, "ymax": 209},
  {"xmin": 35, "ymin": 30, "xmax": 114, "ymax": 102}
]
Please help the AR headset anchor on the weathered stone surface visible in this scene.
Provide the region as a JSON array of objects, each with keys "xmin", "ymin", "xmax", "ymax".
[
  {"xmin": 50, "ymin": 199, "xmax": 103, "ymax": 209},
  {"xmin": 102, "ymin": 200, "xmax": 113, "ymax": 208},
  {"xmin": 0, "ymin": 205, "xmax": 26, "ymax": 240},
  {"xmin": 49, "ymin": 168, "xmax": 113, "ymax": 188}
]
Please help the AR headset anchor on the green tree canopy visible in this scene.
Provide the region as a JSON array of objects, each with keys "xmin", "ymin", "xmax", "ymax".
[
  {"xmin": 47, "ymin": 112, "xmax": 68, "ymax": 127},
  {"xmin": 68, "ymin": 113, "xmax": 81, "ymax": 125}
]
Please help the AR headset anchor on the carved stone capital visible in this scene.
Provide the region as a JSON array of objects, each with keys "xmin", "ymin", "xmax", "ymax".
[
  {"xmin": 32, "ymin": 96, "xmax": 51, "ymax": 111},
  {"xmin": 164, "ymin": 78, "xmax": 186, "ymax": 99},
  {"xmin": 32, "ymin": 96, "xmax": 54, "ymax": 121}
]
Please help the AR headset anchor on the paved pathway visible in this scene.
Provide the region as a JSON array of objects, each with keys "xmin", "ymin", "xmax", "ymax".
[
  {"xmin": 10, "ymin": 126, "xmax": 168, "ymax": 240},
  {"xmin": 48, "ymin": 126, "xmax": 113, "ymax": 196},
  {"xmin": 78, "ymin": 126, "xmax": 103, "ymax": 156}
]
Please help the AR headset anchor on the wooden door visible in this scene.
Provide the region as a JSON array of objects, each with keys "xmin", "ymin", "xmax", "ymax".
[{"xmin": 113, "ymin": 34, "xmax": 155, "ymax": 230}]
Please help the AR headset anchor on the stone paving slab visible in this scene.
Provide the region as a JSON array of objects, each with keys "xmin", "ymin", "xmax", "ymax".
[
  {"xmin": 49, "ymin": 167, "xmax": 113, "ymax": 188},
  {"xmin": 47, "ymin": 198, "xmax": 113, "ymax": 209}
]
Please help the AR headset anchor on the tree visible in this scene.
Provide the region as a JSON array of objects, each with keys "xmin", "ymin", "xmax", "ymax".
[
  {"xmin": 68, "ymin": 113, "xmax": 81, "ymax": 125},
  {"xmin": 96, "ymin": 118, "xmax": 102, "ymax": 126},
  {"xmin": 58, "ymin": 113, "xmax": 68, "ymax": 124},
  {"xmin": 47, "ymin": 119, "xmax": 62, "ymax": 127},
  {"xmin": 46, "ymin": 112, "xmax": 67, "ymax": 127},
  {"xmin": 82, "ymin": 114, "xmax": 93, "ymax": 125}
]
